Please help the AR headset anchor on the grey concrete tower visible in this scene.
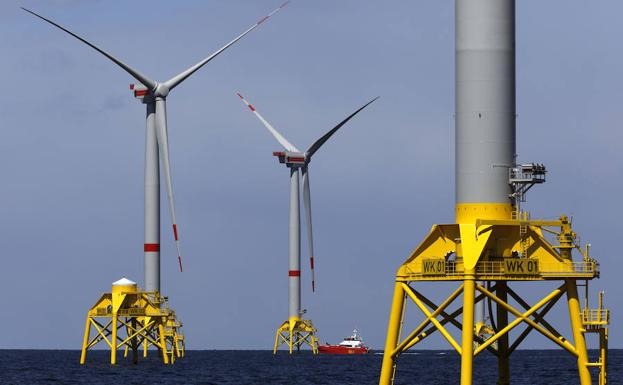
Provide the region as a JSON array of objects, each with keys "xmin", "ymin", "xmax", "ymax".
[
  {"xmin": 455, "ymin": 0, "xmax": 516, "ymax": 206},
  {"xmin": 144, "ymin": 102, "xmax": 160, "ymax": 292}
]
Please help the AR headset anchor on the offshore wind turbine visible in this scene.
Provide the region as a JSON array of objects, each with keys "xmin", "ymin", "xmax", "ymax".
[
  {"xmin": 23, "ymin": 3, "xmax": 289, "ymax": 293},
  {"xmin": 237, "ymin": 92, "xmax": 378, "ymax": 353}
]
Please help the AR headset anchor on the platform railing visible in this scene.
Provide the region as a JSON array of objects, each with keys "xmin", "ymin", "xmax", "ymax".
[
  {"xmin": 582, "ymin": 309, "xmax": 610, "ymax": 325},
  {"xmin": 403, "ymin": 260, "xmax": 598, "ymax": 279}
]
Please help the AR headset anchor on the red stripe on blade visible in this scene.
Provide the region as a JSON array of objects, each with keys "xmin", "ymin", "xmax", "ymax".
[
  {"xmin": 248, "ymin": 104, "xmax": 256, "ymax": 112},
  {"xmin": 310, "ymin": 257, "xmax": 314, "ymax": 269},
  {"xmin": 173, "ymin": 224, "xmax": 179, "ymax": 241},
  {"xmin": 288, "ymin": 270, "xmax": 300, "ymax": 277},
  {"xmin": 144, "ymin": 243, "xmax": 160, "ymax": 252}
]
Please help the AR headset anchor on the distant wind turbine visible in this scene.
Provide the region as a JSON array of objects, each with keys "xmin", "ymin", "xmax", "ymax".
[
  {"xmin": 237, "ymin": 92, "xmax": 378, "ymax": 349},
  {"xmin": 23, "ymin": 2, "xmax": 289, "ymax": 292}
]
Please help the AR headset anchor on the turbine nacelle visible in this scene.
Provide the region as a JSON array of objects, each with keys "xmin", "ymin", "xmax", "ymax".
[
  {"xmin": 131, "ymin": 82, "xmax": 170, "ymax": 102},
  {"xmin": 131, "ymin": 83, "xmax": 152, "ymax": 103},
  {"xmin": 273, "ymin": 151, "xmax": 307, "ymax": 167}
]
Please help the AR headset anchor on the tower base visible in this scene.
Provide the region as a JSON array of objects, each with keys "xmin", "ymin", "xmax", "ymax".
[
  {"xmin": 80, "ymin": 281, "xmax": 185, "ymax": 365},
  {"xmin": 273, "ymin": 318, "xmax": 318, "ymax": 354},
  {"xmin": 379, "ymin": 215, "xmax": 608, "ymax": 385}
]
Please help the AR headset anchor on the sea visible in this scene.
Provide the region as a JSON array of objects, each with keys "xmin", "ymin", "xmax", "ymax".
[{"xmin": 0, "ymin": 350, "xmax": 620, "ymax": 384}]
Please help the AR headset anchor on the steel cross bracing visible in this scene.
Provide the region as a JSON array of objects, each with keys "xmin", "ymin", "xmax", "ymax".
[
  {"xmin": 385, "ymin": 282, "xmax": 575, "ymax": 356},
  {"xmin": 80, "ymin": 284, "xmax": 185, "ymax": 365},
  {"xmin": 273, "ymin": 319, "xmax": 319, "ymax": 354},
  {"xmin": 379, "ymin": 214, "xmax": 609, "ymax": 385},
  {"xmin": 383, "ymin": 279, "xmax": 609, "ymax": 384}
]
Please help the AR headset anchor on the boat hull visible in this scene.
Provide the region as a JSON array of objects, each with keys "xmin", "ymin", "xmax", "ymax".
[{"xmin": 318, "ymin": 345, "xmax": 370, "ymax": 355}]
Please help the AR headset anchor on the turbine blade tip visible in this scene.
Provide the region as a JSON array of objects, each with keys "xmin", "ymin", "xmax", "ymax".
[{"xmin": 20, "ymin": 7, "xmax": 39, "ymax": 17}]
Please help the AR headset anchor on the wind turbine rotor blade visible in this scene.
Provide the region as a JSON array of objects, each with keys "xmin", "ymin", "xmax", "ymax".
[
  {"xmin": 154, "ymin": 99, "xmax": 183, "ymax": 272},
  {"xmin": 302, "ymin": 167, "xmax": 315, "ymax": 292},
  {"xmin": 306, "ymin": 96, "xmax": 380, "ymax": 158},
  {"xmin": 236, "ymin": 92, "xmax": 299, "ymax": 152},
  {"xmin": 22, "ymin": 7, "xmax": 157, "ymax": 91},
  {"xmin": 163, "ymin": 1, "xmax": 290, "ymax": 91}
]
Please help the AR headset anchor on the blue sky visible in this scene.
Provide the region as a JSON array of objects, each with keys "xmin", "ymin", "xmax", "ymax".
[{"xmin": 0, "ymin": 0, "xmax": 620, "ymax": 350}]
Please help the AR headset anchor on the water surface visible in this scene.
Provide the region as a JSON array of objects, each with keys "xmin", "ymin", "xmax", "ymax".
[{"xmin": 0, "ymin": 349, "xmax": 619, "ymax": 384}]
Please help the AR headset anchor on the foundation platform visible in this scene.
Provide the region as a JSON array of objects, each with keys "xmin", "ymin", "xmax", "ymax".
[{"xmin": 80, "ymin": 278, "xmax": 185, "ymax": 365}]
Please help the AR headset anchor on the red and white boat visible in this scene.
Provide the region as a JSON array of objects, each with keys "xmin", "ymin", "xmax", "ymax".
[{"xmin": 318, "ymin": 329, "xmax": 371, "ymax": 354}]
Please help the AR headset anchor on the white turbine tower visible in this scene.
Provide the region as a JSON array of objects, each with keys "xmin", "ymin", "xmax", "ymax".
[
  {"xmin": 237, "ymin": 92, "xmax": 378, "ymax": 353},
  {"xmin": 23, "ymin": 3, "xmax": 289, "ymax": 293}
]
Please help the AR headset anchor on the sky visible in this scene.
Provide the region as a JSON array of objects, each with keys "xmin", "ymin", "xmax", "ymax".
[{"xmin": 0, "ymin": 0, "xmax": 621, "ymax": 351}]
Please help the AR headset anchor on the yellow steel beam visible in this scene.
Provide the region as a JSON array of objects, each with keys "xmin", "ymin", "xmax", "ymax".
[
  {"xmin": 80, "ymin": 316, "xmax": 91, "ymax": 365},
  {"xmin": 391, "ymin": 283, "xmax": 464, "ymax": 357},
  {"xmin": 403, "ymin": 308, "xmax": 464, "ymax": 352},
  {"xmin": 456, "ymin": 203, "xmax": 513, "ymax": 223},
  {"xmin": 528, "ymin": 227, "xmax": 566, "ymax": 262},
  {"xmin": 158, "ymin": 323, "xmax": 169, "ymax": 364},
  {"xmin": 600, "ymin": 328, "xmax": 608, "ymax": 385},
  {"xmin": 460, "ymin": 274, "xmax": 475, "ymax": 385},
  {"xmin": 475, "ymin": 219, "xmax": 562, "ymax": 229},
  {"xmin": 86, "ymin": 322, "xmax": 114, "ymax": 349},
  {"xmin": 459, "ymin": 224, "xmax": 493, "ymax": 270},
  {"xmin": 379, "ymin": 282, "xmax": 407, "ymax": 385},
  {"xmin": 117, "ymin": 319, "xmax": 160, "ymax": 347},
  {"xmin": 506, "ymin": 286, "xmax": 568, "ymax": 350},
  {"xmin": 474, "ymin": 284, "xmax": 577, "ymax": 357},
  {"xmin": 111, "ymin": 315, "xmax": 118, "ymax": 364},
  {"xmin": 405, "ymin": 290, "xmax": 497, "ymax": 355},
  {"xmin": 86, "ymin": 333, "xmax": 109, "ymax": 350},
  {"xmin": 566, "ymin": 279, "xmax": 592, "ymax": 384},
  {"xmin": 402, "ymin": 283, "xmax": 463, "ymax": 354},
  {"xmin": 90, "ymin": 319, "xmax": 113, "ymax": 348},
  {"xmin": 507, "ymin": 289, "xmax": 563, "ymax": 354},
  {"xmin": 118, "ymin": 319, "xmax": 157, "ymax": 348}
]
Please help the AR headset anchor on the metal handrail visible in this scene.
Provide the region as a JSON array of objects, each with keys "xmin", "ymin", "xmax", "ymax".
[
  {"xmin": 404, "ymin": 260, "xmax": 598, "ymax": 277},
  {"xmin": 582, "ymin": 309, "xmax": 610, "ymax": 324}
]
